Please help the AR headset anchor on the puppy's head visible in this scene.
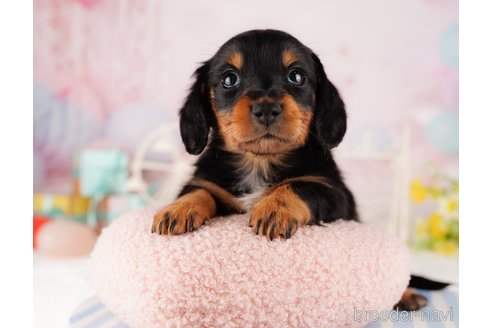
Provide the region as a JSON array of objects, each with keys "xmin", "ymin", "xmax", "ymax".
[{"xmin": 180, "ymin": 30, "xmax": 347, "ymax": 156}]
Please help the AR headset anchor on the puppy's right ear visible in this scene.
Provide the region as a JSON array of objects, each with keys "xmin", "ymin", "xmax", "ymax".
[{"xmin": 179, "ymin": 63, "xmax": 211, "ymax": 155}]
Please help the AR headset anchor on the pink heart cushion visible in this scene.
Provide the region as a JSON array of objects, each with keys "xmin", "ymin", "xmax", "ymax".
[{"xmin": 91, "ymin": 208, "xmax": 410, "ymax": 327}]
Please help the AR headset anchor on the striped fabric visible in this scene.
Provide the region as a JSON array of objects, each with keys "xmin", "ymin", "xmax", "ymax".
[
  {"xmin": 69, "ymin": 296, "xmax": 128, "ymax": 328},
  {"xmin": 70, "ymin": 288, "xmax": 458, "ymax": 328}
]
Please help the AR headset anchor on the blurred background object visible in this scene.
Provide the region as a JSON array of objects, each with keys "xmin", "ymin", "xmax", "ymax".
[
  {"xmin": 411, "ymin": 168, "xmax": 459, "ymax": 255},
  {"xmin": 33, "ymin": 0, "xmax": 458, "ymax": 214},
  {"xmin": 33, "ymin": 1, "xmax": 458, "ymax": 326}
]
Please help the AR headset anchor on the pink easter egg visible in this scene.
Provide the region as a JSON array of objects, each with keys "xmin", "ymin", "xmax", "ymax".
[{"xmin": 37, "ymin": 220, "xmax": 98, "ymax": 258}]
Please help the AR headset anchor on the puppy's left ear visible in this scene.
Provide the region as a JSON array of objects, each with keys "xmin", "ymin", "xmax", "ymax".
[
  {"xmin": 179, "ymin": 62, "xmax": 212, "ymax": 155},
  {"xmin": 311, "ymin": 53, "xmax": 347, "ymax": 150}
]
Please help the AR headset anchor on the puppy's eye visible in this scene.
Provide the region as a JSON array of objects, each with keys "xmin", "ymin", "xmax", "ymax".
[
  {"xmin": 288, "ymin": 69, "xmax": 305, "ymax": 86},
  {"xmin": 221, "ymin": 71, "xmax": 240, "ymax": 88}
]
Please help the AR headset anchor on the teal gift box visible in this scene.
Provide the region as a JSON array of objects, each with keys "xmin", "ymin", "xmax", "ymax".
[{"xmin": 78, "ymin": 149, "xmax": 129, "ymax": 197}]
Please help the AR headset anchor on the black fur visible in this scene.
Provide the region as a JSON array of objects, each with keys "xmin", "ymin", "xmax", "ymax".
[
  {"xmin": 156, "ymin": 30, "xmax": 440, "ymax": 309},
  {"xmin": 311, "ymin": 53, "xmax": 348, "ymax": 150},
  {"xmin": 177, "ymin": 29, "xmax": 358, "ymax": 223},
  {"xmin": 179, "ymin": 63, "xmax": 213, "ymax": 155},
  {"xmin": 409, "ymin": 275, "xmax": 450, "ymax": 290}
]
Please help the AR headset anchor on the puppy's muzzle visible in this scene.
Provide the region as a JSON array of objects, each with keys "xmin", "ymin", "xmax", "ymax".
[{"xmin": 252, "ymin": 102, "xmax": 282, "ymax": 126}]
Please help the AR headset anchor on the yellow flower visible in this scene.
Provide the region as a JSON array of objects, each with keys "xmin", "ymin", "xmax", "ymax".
[
  {"xmin": 448, "ymin": 200, "xmax": 458, "ymax": 212},
  {"xmin": 433, "ymin": 241, "xmax": 458, "ymax": 255},
  {"xmin": 410, "ymin": 179, "xmax": 427, "ymax": 203},
  {"xmin": 427, "ymin": 186, "xmax": 443, "ymax": 198},
  {"xmin": 438, "ymin": 193, "xmax": 459, "ymax": 217},
  {"xmin": 416, "ymin": 218, "xmax": 427, "ymax": 239},
  {"xmin": 428, "ymin": 213, "xmax": 447, "ymax": 240}
]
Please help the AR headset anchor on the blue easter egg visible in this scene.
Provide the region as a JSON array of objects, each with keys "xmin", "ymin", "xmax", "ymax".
[{"xmin": 425, "ymin": 111, "xmax": 458, "ymax": 154}]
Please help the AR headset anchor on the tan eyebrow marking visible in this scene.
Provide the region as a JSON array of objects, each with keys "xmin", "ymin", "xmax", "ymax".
[
  {"xmin": 282, "ymin": 50, "xmax": 299, "ymax": 67},
  {"xmin": 228, "ymin": 51, "xmax": 243, "ymax": 70}
]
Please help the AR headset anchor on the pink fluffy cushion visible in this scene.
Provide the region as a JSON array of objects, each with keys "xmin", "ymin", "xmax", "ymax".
[{"xmin": 91, "ymin": 208, "xmax": 410, "ymax": 328}]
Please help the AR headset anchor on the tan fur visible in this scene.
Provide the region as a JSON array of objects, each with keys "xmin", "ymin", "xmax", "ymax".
[
  {"xmin": 282, "ymin": 50, "xmax": 299, "ymax": 67},
  {"xmin": 212, "ymin": 93, "xmax": 313, "ymax": 155},
  {"xmin": 281, "ymin": 94, "xmax": 313, "ymax": 145},
  {"xmin": 394, "ymin": 288, "xmax": 428, "ymax": 311},
  {"xmin": 279, "ymin": 176, "xmax": 332, "ymax": 189},
  {"xmin": 250, "ymin": 184, "xmax": 311, "ymax": 240},
  {"xmin": 228, "ymin": 51, "xmax": 243, "ymax": 70},
  {"xmin": 188, "ymin": 178, "xmax": 245, "ymax": 213},
  {"xmin": 151, "ymin": 189, "xmax": 216, "ymax": 235}
]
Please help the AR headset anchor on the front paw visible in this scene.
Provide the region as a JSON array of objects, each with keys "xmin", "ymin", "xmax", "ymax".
[
  {"xmin": 249, "ymin": 184, "xmax": 310, "ymax": 240},
  {"xmin": 250, "ymin": 209, "xmax": 300, "ymax": 240},
  {"xmin": 152, "ymin": 189, "xmax": 216, "ymax": 236},
  {"xmin": 151, "ymin": 203, "xmax": 209, "ymax": 235}
]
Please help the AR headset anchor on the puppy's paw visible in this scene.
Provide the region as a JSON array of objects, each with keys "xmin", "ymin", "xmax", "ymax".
[
  {"xmin": 151, "ymin": 190, "xmax": 216, "ymax": 235},
  {"xmin": 250, "ymin": 208, "xmax": 301, "ymax": 240},
  {"xmin": 249, "ymin": 184, "xmax": 310, "ymax": 240},
  {"xmin": 393, "ymin": 288, "xmax": 428, "ymax": 311}
]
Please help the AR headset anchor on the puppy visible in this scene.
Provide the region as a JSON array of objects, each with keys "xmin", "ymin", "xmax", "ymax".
[{"xmin": 151, "ymin": 29, "xmax": 429, "ymax": 311}]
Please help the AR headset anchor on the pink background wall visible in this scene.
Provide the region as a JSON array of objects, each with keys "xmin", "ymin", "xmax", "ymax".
[{"xmin": 34, "ymin": 0, "xmax": 458, "ymax": 194}]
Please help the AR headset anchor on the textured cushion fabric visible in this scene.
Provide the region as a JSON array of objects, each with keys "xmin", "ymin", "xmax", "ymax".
[{"xmin": 91, "ymin": 208, "xmax": 410, "ymax": 328}]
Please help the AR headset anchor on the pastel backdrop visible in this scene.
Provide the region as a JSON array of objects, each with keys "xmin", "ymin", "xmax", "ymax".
[{"xmin": 34, "ymin": 0, "xmax": 458, "ymax": 224}]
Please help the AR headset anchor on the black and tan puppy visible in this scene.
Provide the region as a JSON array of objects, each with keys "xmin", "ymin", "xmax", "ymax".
[
  {"xmin": 152, "ymin": 29, "xmax": 357, "ymax": 238},
  {"xmin": 151, "ymin": 29, "xmax": 435, "ymax": 310}
]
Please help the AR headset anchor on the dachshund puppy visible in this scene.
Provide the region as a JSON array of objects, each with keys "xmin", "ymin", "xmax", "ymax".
[
  {"xmin": 152, "ymin": 29, "xmax": 356, "ymax": 239},
  {"xmin": 151, "ymin": 29, "xmax": 429, "ymax": 311}
]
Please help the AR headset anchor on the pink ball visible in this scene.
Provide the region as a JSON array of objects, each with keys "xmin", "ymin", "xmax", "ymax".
[{"xmin": 37, "ymin": 220, "xmax": 97, "ymax": 258}]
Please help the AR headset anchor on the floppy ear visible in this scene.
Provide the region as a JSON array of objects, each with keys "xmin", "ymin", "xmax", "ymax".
[
  {"xmin": 179, "ymin": 63, "xmax": 212, "ymax": 155},
  {"xmin": 311, "ymin": 53, "xmax": 347, "ymax": 150}
]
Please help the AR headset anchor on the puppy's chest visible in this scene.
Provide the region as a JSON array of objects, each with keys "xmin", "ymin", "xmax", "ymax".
[
  {"xmin": 237, "ymin": 174, "xmax": 268, "ymax": 210},
  {"xmin": 235, "ymin": 158, "xmax": 275, "ymax": 210}
]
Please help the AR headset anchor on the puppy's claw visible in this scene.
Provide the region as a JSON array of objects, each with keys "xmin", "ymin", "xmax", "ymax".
[
  {"xmin": 187, "ymin": 215, "xmax": 195, "ymax": 232},
  {"xmin": 169, "ymin": 219, "xmax": 177, "ymax": 234},
  {"xmin": 255, "ymin": 220, "xmax": 262, "ymax": 235},
  {"xmin": 158, "ymin": 219, "xmax": 166, "ymax": 235},
  {"xmin": 285, "ymin": 221, "xmax": 292, "ymax": 239},
  {"xmin": 269, "ymin": 223, "xmax": 277, "ymax": 241}
]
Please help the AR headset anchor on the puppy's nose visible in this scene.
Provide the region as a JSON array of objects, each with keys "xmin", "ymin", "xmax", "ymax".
[{"xmin": 252, "ymin": 103, "xmax": 282, "ymax": 126}]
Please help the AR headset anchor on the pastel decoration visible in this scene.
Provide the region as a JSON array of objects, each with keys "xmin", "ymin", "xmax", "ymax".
[
  {"xmin": 33, "ymin": 194, "xmax": 91, "ymax": 223},
  {"xmin": 441, "ymin": 71, "xmax": 459, "ymax": 110},
  {"xmin": 33, "ymin": 152, "xmax": 46, "ymax": 192},
  {"xmin": 439, "ymin": 23, "xmax": 458, "ymax": 68},
  {"xmin": 425, "ymin": 111, "xmax": 459, "ymax": 154},
  {"xmin": 37, "ymin": 220, "xmax": 97, "ymax": 258},
  {"xmin": 78, "ymin": 149, "xmax": 129, "ymax": 225},
  {"xmin": 347, "ymin": 124, "xmax": 392, "ymax": 152},
  {"xmin": 78, "ymin": 149, "xmax": 128, "ymax": 195},
  {"xmin": 33, "ymin": 215, "xmax": 51, "ymax": 249},
  {"xmin": 91, "ymin": 208, "xmax": 410, "ymax": 327},
  {"xmin": 76, "ymin": 0, "xmax": 99, "ymax": 10},
  {"xmin": 33, "ymin": 82, "xmax": 103, "ymax": 171},
  {"xmin": 105, "ymin": 104, "xmax": 173, "ymax": 152},
  {"xmin": 97, "ymin": 193, "xmax": 147, "ymax": 224}
]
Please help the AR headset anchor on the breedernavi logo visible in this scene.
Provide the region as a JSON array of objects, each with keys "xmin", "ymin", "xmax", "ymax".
[{"xmin": 353, "ymin": 308, "xmax": 454, "ymax": 323}]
